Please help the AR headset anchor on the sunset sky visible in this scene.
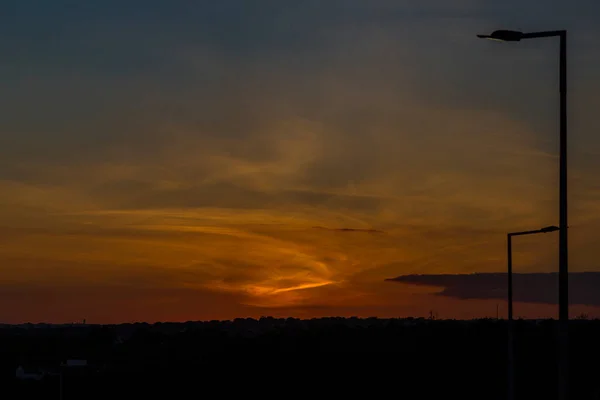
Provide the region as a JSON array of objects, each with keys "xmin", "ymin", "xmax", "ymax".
[{"xmin": 2, "ymin": 1, "xmax": 600, "ymax": 323}]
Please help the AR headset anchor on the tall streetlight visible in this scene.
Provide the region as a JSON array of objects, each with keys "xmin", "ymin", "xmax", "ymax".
[
  {"xmin": 478, "ymin": 29, "xmax": 568, "ymax": 400},
  {"xmin": 507, "ymin": 225, "xmax": 560, "ymax": 400}
]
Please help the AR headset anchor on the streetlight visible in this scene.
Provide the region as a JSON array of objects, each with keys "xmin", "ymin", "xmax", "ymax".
[
  {"xmin": 478, "ymin": 29, "xmax": 568, "ymax": 400},
  {"xmin": 507, "ymin": 225, "xmax": 560, "ymax": 400}
]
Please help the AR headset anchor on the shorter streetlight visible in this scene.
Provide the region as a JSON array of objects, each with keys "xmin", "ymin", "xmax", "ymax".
[
  {"xmin": 508, "ymin": 225, "xmax": 560, "ymax": 320},
  {"xmin": 506, "ymin": 225, "xmax": 560, "ymax": 400}
]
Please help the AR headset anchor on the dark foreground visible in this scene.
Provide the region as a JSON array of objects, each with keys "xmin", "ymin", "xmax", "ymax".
[{"xmin": 2, "ymin": 317, "xmax": 599, "ymax": 400}]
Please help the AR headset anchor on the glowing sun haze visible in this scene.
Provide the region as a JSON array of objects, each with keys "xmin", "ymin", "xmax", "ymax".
[{"xmin": 1, "ymin": 1, "xmax": 600, "ymax": 323}]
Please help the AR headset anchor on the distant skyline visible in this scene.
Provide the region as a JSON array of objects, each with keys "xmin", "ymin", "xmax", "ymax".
[{"xmin": 1, "ymin": 1, "xmax": 600, "ymax": 323}]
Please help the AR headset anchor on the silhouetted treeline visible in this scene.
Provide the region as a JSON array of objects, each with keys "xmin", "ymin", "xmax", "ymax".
[{"xmin": 1, "ymin": 317, "xmax": 599, "ymax": 400}]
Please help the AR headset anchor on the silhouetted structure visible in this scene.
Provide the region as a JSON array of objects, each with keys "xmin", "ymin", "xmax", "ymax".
[
  {"xmin": 1, "ymin": 318, "xmax": 598, "ymax": 399},
  {"xmin": 478, "ymin": 29, "xmax": 569, "ymax": 400}
]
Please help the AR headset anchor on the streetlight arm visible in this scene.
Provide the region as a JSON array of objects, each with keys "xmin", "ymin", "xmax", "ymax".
[
  {"xmin": 522, "ymin": 30, "xmax": 566, "ymax": 39},
  {"xmin": 508, "ymin": 229, "xmax": 545, "ymax": 237},
  {"xmin": 508, "ymin": 226, "xmax": 560, "ymax": 237}
]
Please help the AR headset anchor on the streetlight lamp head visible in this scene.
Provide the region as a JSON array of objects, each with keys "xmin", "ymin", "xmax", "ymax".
[
  {"xmin": 477, "ymin": 30, "xmax": 524, "ymax": 42},
  {"xmin": 541, "ymin": 225, "xmax": 560, "ymax": 233}
]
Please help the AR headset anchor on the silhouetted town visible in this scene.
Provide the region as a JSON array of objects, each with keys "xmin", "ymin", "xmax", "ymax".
[{"xmin": 3, "ymin": 317, "xmax": 600, "ymax": 399}]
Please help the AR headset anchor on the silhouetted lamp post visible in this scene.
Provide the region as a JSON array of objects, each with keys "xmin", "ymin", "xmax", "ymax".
[
  {"xmin": 478, "ymin": 29, "xmax": 568, "ymax": 400},
  {"xmin": 507, "ymin": 225, "xmax": 560, "ymax": 400}
]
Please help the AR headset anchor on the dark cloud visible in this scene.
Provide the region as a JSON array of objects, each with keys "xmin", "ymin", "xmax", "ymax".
[{"xmin": 387, "ymin": 273, "xmax": 600, "ymax": 306}]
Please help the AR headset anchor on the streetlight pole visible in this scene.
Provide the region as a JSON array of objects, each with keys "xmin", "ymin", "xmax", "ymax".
[
  {"xmin": 558, "ymin": 34, "xmax": 569, "ymax": 400},
  {"xmin": 477, "ymin": 29, "xmax": 569, "ymax": 400},
  {"xmin": 506, "ymin": 226, "xmax": 559, "ymax": 400},
  {"xmin": 507, "ymin": 233, "xmax": 514, "ymax": 400}
]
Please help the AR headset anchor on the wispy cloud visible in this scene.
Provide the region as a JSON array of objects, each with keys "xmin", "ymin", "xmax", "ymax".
[{"xmin": 312, "ymin": 226, "xmax": 386, "ymax": 234}]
